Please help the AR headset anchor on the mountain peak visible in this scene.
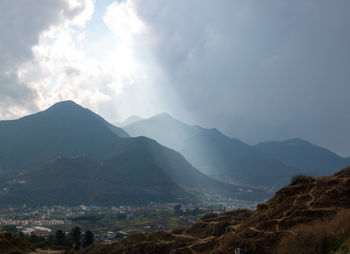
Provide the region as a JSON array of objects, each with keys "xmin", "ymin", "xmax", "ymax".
[
  {"xmin": 121, "ymin": 115, "xmax": 144, "ymax": 126},
  {"xmin": 283, "ymin": 138, "xmax": 310, "ymax": 146},
  {"xmin": 152, "ymin": 112, "xmax": 174, "ymax": 120},
  {"xmin": 46, "ymin": 100, "xmax": 83, "ymax": 111}
]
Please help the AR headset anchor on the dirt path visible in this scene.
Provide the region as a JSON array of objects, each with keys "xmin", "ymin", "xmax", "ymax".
[{"xmin": 29, "ymin": 249, "xmax": 64, "ymax": 254}]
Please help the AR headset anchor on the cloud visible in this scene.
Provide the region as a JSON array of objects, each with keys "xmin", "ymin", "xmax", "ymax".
[
  {"xmin": 20, "ymin": 0, "xmax": 184, "ymax": 123},
  {"xmin": 127, "ymin": 0, "xmax": 350, "ymax": 155},
  {"xmin": 0, "ymin": 0, "xmax": 349, "ymax": 155},
  {"xmin": 0, "ymin": 0, "xmax": 94, "ymax": 119}
]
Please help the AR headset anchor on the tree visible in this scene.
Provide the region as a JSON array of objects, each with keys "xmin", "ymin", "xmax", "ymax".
[
  {"xmin": 69, "ymin": 226, "xmax": 81, "ymax": 250},
  {"xmin": 116, "ymin": 213, "xmax": 127, "ymax": 220},
  {"xmin": 82, "ymin": 230, "xmax": 94, "ymax": 248},
  {"xmin": 174, "ymin": 204, "xmax": 182, "ymax": 215},
  {"xmin": 1, "ymin": 225, "xmax": 17, "ymax": 232},
  {"xmin": 55, "ymin": 229, "xmax": 66, "ymax": 246},
  {"xmin": 191, "ymin": 207, "xmax": 200, "ymax": 216}
]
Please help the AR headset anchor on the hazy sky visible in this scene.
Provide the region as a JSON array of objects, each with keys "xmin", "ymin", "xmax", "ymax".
[{"xmin": 0, "ymin": 0, "xmax": 349, "ymax": 156}]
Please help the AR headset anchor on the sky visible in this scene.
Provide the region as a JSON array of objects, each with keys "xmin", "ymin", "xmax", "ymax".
[{"xmin": 0, "ymin": 0, "xmax": 349, "ymax": 156}]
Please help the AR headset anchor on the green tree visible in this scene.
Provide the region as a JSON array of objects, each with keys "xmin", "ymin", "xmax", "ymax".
[
  {"xmin": 82, "ymin": 230, "xmax": 94, "ymax": 248},
  {"xmin": 174, "ymin": 204, "xmax": 182, "ymax": 215},
  {"xmin": 69, "ymin": 226, "xmax": 81, "ymax": 250},
  {"xmin": 55, "ymin": 229, "xmax": 66, "ymax": 246},
  {"xmin": 1, "ymin": 225, "xmax": 17, "ymax": 232},
  {"xmin": 28, "ymin": 234, "xmax": 41, "ymax": 243},
  {"xmin": 116, "ymin": 213, "xmax": 127, "ymax": 220},
  {"xmin": 191, "ymin": 207, "xmax": 200, "ymax": 215}
]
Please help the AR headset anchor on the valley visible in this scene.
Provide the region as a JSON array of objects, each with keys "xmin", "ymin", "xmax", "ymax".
[
  {"xmin": 0, "ymin": 101, "xmax": 349, "ymax": 254},
  {"xmin": 1, "ymin": 2, "xmax": 349, "ymax": 253}
]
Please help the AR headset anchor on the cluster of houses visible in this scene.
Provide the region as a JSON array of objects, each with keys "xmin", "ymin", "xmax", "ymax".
[
  {"xmin": 21, "ymin": 226, "xmax": 52, "ymax": 238},
  {"xmin": 94, "ymin": 231, "xmax": 128, "ymax": 241},
  {"xmin": 1, "ymin": 224, "xmax": 128, "ymax": 242},
  {"xmin": 0, "ymin": 219, "xmax": 65, "ymax": 226}
]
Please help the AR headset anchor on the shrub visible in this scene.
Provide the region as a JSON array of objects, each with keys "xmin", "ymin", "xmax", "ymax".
[
  {"xmin": 289, "ymin": 175, "xmax": 315, "ymax": 186},
  {"xmin": 277, "ymin": 210, "xmax": 350, "ymax": 254},
  {"xmin": 225, "ymin": 209, "xmax": 250, "ymax": 216},
  {"xmin": 201, "ymin": 213, "xmax": 219, "ymax": 220},
  {"xmin": 335, "ymin": 167, "xmax": 350, "ymax": 177}
]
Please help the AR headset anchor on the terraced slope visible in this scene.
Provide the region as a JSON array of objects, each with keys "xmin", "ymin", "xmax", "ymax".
[{"xmin": 83, "ymin": 167, "xmax": 350, "ymax": 254}]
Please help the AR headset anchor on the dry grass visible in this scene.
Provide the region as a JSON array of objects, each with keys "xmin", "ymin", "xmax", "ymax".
[
  {"xmin": 289, "ymin": 175, "xmax": 315, "ymax": 186},
  {"xmin": 0, "ymin": 231, "xmax": 32, "ymax": 254},
  {"xmin": 335, "ymin": 167, "xmax": 350, "ymax": 177},
  {"xmin": 277, "ymin": 210, "xmax": 350, "ymax": 254}
]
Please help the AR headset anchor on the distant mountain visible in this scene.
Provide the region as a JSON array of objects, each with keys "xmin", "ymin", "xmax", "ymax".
[
  {"xmin": 0, "ymin": 155, "xmax": 186, "ymax": 206},
  {"xmin": 120, "ymin": 115, "xmax": 145, "ymax": 127},
  {"xmin": 0, "ymin": 100, "xmax": 129, "ymax": 171},
  {"xmin": 124, "ymin": 113, "xmax": 297, "ymax": 188},
  {"xmin": 125, "ymin": 113, "xmax": 201, "ymax": 150},
  {"xmin": 124, "ymin": 113, "xmax": 350, "ymax": 188},
  {"xmin": 254, "ymin": 138, "xmax": 350, "ymax": 176},
  {"xmin": 0, "ymin": 137, "xmax": 265, "ymax": 206},
  {"xmin": 179, "ymin": 128, "xmax": 297, "ymax": 187},
  {"xmin": 111, "ymin": 136, "xmax": 265, "ymax": 200},
  {"xmin": 0, "ymin": 101, "xmax": 265, "ymax": 205}
]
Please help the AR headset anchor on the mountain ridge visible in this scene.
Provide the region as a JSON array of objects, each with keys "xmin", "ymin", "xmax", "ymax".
[
  {"xmin": 255, "ymin": 138, "xmax": 350, "ymax": 176},
  {"xmin": 124, "ymin": 113, "xmax": 350, "ymax": 188},
  {"xmin": 0, "ymin": 101, "xmax": 266, "ymax": 205},
  {"xmin": 0, "ymin": 100, "xmax": 128, "ymax": 171},
  {"xmin": 124, "ymin": 114, "xmax": 297, "ymax": 188}
]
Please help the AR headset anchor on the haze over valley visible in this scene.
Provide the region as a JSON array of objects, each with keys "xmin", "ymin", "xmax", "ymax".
[{"xmin": 1, "ymin": 0, "xmax": 350, "ymax": 253}]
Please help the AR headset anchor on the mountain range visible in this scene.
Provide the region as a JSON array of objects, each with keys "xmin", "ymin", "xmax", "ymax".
[
  {"xmin": 124, "ymin": 113, "xmax": 350, "ymax": 189},
  {"xmin": 1, "ymin": 101, "xmax": 348, "ymax": 205},
  {"xmin": 0, "ymin": 101, "xmax": 265, "ymax": 206},
  {"xmin": 254, "ymin": 138, "xmax": 350, "ymax": 176}
]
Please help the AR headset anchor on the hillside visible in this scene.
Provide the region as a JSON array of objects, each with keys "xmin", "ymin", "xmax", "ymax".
[
  {"xmin": 255, "ymin": 138, "xmax": 350, "ymax": 176},
  {"xmin": 120, "ymin": 115, "xmax": 145, "ymax": 127},
  {"xmin": 180, "ymin": 128, "xmax": 297, "ymax": 187},
  {"xmin": 124, "ymin": 113, "xmax": 298, "ymax": 188},
  {"xmin": 0, "ymin": 155, "xmax": 186, "ymax": 206},
  {"xmin": 124, "ymin": 113, "xmax": 350, "ymax": 189},
  {"xmin": 0, "ymin": 232, "xmax": 32, "ymax": 254},
  {"xmin": 0, "ymin": 137, "xmax": 266, "ymax": 206},
  {"xmin": 111, "ymin": 137, "xmax": 266, "ymax": 200},
  {"xmin": 0, "ymin": 100, "xmax": 129, "ymax": 171},
  {"xmin": 0, "ymin": 101, "xmax": 266, "ymax": 205},
  {"xmin": 82, "ymin": 167, "xmax": 350, "ymax": 254},
  {"xmin": 125, "ymin": 113, "xmax": 201, "ymax": 150}
]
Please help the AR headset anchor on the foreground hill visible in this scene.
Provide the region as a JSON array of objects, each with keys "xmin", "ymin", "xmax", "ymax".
[
  {"xmin": 0, "ymin": 101, "xmax": 265, "ymax": 205},
  {"xmin": 83, "ymin": 167, "xmax": 350, "ymax": 254},
  {"xmin": 124, "ymin": 113, "xmax": 297, "ymax": 188},
  {"xmin": 0, "ymin": 232, "xmax": 32, "ymax": 254}
]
